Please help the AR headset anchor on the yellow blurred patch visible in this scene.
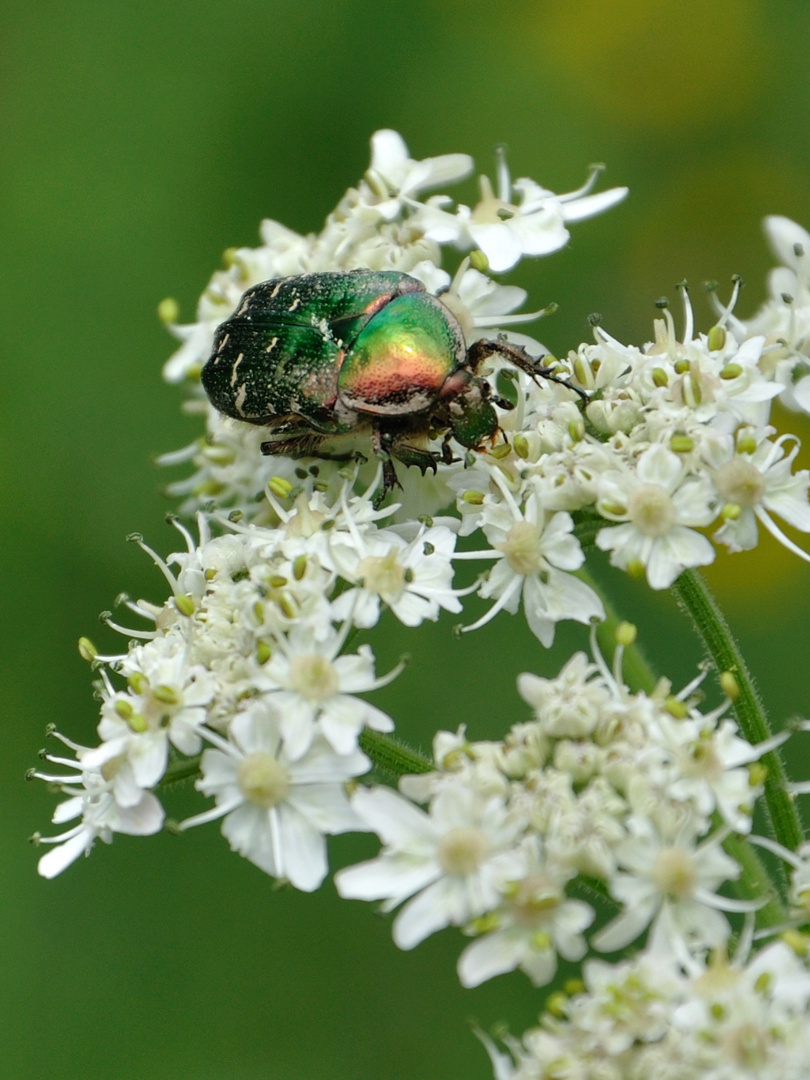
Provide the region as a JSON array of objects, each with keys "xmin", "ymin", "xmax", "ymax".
[{"xmin": 535, "ymin": 0, "xmax": 766, "ymax": 129}]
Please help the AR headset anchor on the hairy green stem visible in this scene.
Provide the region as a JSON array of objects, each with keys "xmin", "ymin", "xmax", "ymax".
[
  {"xmin": 161, "ymin": 755, "xmax": 202, "ymax": 786},
  {"xmin": 671, "ymin": 569, "xmax": 803, "ymax": 859},
  {"xmin": 358, "ymin": 730, "xmax": 433, "ymax": 779}
]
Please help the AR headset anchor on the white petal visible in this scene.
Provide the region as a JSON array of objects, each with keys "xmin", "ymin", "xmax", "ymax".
[
  {"xmin": 286, "ymin": 782, "xmax": 366, "ymax": 834},
  {"xmin": 467, "ymin": 223, "xmax": 523, "ymax": 273},
  {"xmin": 646, "ymin": 528, "xmax": 714, "ymax": 589},
  {"xmin": 38, "ymin": 829, "xmax": 92, "ymax": 878},
  {"xmin": 592, "ymin": 896, "xmax": 659, "ymax": 952},
  {"xmin": 222, "ymin": 804, "xmax": 278, "ymax": 874},
  {"xmin": 335, "ymin": 853, "xmax": 438, "ymax": 904},
  {"xmin": 508, "ymin": 211, "xmax": 569, "ymax": 257},
  {"xmin": 115, "ymin": 792, "xmax": 165, "ymax": 836},
  {"xmin": 763, "ymin": 215, "xmax": 810, "ymax": 270},
  {"xmin": 349, "ymin": 787, "xmax": 437, "ymax": 850},
  {"xmin": 637, "ymin": 445, "xmax": 682, "ymax": 491},
  {"xmin": 130, "ymin": 735, "xmax": 169, "ymax": 789},
  {"xmin": 393, "ymin": 877, "xmax": 462, "ymax": 948},
  {"xmin": 276, "ymin": 804, "xmax": 328, "ymax": 892},
  {"xmin": 369, "ymin": 129, "xmax": 409, "ymax": 174},
  {"xmin": 458, "ymin": 930, "xmax": 526, "ymax": 987},
  {"xmin": 560, "ymin": 187, "xmax": 628, "ymax": 223}
]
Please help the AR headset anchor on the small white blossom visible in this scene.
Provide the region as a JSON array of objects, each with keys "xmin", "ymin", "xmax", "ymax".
[
  {"xmin": 255, "ymin": 623, "xmax": 400, "ymax": 760},
  {"xmin": 335, "ymin": 784, "xmax": 527, "ymax": 949},
  {"xmin": 457, "ymin": 484, "xmax": 604, "ymax": 644},
  {"xmin": 180, "ymin": 704, "xmax": 368, "ymax": 891},
  {"xmin": 419, "ymin": 150, "xmax": 627, "ymax": 272},
  {"xmin": 458, "ymin": 838, "xmax": 593, "ymax": 988},
  {"xmin": 592, "ymin": 817, "xmax": 749, "ymax": 959},
  {"xmin": 596, "ymin": 444, "xmax": 717, "ymax": 588},
  {"xmin": 330, "ymin": 520, "xmax": 462, "ymax": 628},
  {"xmin": 33, "ymin": 735, "xmax": 164, "ymax": 878}
]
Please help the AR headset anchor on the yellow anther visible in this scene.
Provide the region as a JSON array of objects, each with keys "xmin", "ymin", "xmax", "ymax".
[
  {"xmin": 78, "ymin": 637, "xmax": 97, "ymax": 662},
  {"xmin": 157, "ymin": 297, "xmax": 179, "ymax": 325},
  {"xmin": 615, "ymin": 621, "xmax": 637, "ymax": 647},
  {"xmin": 175, "ymin": 594, "xmax": 195, "ymax": 617}
]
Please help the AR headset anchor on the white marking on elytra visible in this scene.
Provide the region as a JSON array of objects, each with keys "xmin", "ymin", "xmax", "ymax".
[
  {"xmin": 215, "ymin": 332, "xmax": 230, "ymax": 361},
  {"xmin": 234, "ymin": 384, "xmax": 247, "ymax": 415},
  {"xmin": 288, "ymin": 297, "xmax": 301, "ymax": 312},
  {"xmin": 229, "ymin": 352, "xmax": 245, "ymax": 387},
  {"xmin": 270, "ymin": 282, "xmax": 283, "ymax": 299},
  {"xmin": 264, "ymin": 336, "xmax": 278, "ymax": 353}
]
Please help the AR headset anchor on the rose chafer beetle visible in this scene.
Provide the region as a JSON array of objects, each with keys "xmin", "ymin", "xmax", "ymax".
[{"xmin": 201, "ymin": 270, "xmax": 583, "ymax": 498}]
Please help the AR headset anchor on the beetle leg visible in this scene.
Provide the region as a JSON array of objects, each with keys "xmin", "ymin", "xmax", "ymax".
[
  {"xmin": 391, "ymin": 441, "xmax": 442, "ymax": 476},
  {"xmin": 440, "ymin": 434, "xmax": 457, "ymax": 465},
  {"xmin": 466, "ymin": 338, "xmax": 588, "ymax": 403},
  {"xmin": 260, "ymin": 433, "xmax": 361, "ymax": 463},
  {"xmin": 371, "ymin": 426, "xmax": 402, "ymax": 506}
]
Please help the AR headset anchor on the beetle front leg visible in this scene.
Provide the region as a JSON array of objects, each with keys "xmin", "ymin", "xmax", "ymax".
[{"xmin": 467, "ymin": 338, "xmax": 588, "ymax": 403}]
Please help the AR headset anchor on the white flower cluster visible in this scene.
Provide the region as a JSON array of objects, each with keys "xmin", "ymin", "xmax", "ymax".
[
  {"xmin": 31, "ymin": 494, "xmax": 460, "ymax": 882},
  {"xmin": 158, "ymin": 133, "xmax": 810, "ymax": 605},
  {"xmin": 336, "ymin": 643, "xmax": 773, "ymax": 985},
  {"xmin": 480, "ymin": 941, "xmax": 810, "ymax": 1079},
  {"xmin": 30, "ymin": 131, "xmax": 810, "ymax": 1078}
]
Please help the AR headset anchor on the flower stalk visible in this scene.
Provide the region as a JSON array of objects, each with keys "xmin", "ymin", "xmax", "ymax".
[{"xmin": 672, "ymin": 568, "xmax": 804, "ymax": 859}]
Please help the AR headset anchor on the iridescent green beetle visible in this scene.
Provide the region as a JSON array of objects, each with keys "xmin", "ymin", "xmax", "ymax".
[{"xmin": 201, "ymin": 270, "xmax": 580, "ymax": 496}]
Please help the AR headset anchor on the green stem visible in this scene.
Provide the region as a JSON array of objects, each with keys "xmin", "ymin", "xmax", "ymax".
[
  {"xmin": 358, "ymin": 730, "xmax": 433, "ymax": 780},
  {"xmin": 671, "ymin": 569, "xmax": 803, "ymax": 858},
  {"xmin": 161, "ymin": 754, "xmax": 202, "ymax": 786}
]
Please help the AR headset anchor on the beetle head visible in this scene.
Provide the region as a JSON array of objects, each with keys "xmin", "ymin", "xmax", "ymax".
[{"xmin": 439, "ymin": 370, "xmax": 499, "ymax": 448}]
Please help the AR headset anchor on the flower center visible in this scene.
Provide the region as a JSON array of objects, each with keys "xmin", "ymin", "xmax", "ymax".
[
  {"xmin": 681, "ymin": 738, "xmax": 722, "ymax": 782},
  {"xmin": 651, "ymin": 846, "xmax": 696, "ymax": 900},
  {"xmin": 509, "ymin": 873, "xmax": 561, "ymax": 928},
  {"xmin": 720, "ymin": 1021, "xmax": 768, "ymax": 1070},
  {"xmin": 626, "ymin": 483, "xmax": 676, "ymax": 537},
  {"xmin": 436, "ymin": 826, "xmax": 490, "ymax": 876},
  {"xmin": 714, "ymin": 459, "xmax": 765, "ymax": 509},
  {"xmin": 498, "ymin": 521, "xmax": 544, "ymax": 576},
  {"xmin": 236, "ymin": 752, "xmax": 290, "ymax": 808},
  {"xmin": 285, "ymin": 492, "xmax": 327, "ymax": 538},
  {"xmin": 100, "ymin": 755, "xmax": 125, "ymax": 783},
  {"xmin": 357, "ymin": 547, "xmax": 405, "ymax": 602},
  {"xmin": 470, "ymin": 174, "xmax": 514, "ymax": 224},
  {"xmin": 288, "ymin": 654, "xmax": 339, "ymax": 702}
]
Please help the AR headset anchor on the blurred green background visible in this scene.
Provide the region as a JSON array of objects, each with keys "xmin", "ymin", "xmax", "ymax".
[{"xmin": 3, "ymin": 1, "xmax": 810, "ymax": 1077}]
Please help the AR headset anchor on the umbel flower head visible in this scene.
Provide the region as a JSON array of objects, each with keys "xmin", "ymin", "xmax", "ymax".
[
  {"xmin": 29, "ymin": 129, "xmax": 810, "ymax": 1080},
  {"xmin": 32, "ymin": 129, "xmax": 810, "ymax": 874}
]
